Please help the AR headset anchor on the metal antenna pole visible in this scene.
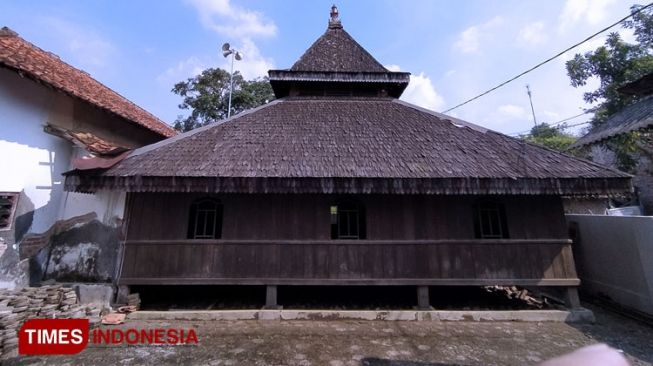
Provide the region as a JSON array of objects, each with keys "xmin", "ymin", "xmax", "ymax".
[
  {"xmin": 526, "ymin": 84, "xmax": 537, "ymax": 127},
  {"xmin": 228, "ymin": 52, "xmax": 234, "ymax": 118}
]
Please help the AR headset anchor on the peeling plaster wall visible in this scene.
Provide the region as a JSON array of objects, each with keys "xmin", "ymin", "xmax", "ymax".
[
  {"xmin": 31, "ymin": 220, "xmax": 122, "ymax": 284},
  {"xmin": 0, "ymin": 69, "xmax": 130, "ymax": 288}
]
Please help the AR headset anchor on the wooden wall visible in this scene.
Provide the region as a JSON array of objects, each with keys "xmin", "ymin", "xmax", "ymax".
[
  {"xmin": 119, "ymin": 239, "xmax": 578, "ymax": 286},
  {"xmin": 125, "ymin": 193, "xmax": 568, "ymax": 241}
]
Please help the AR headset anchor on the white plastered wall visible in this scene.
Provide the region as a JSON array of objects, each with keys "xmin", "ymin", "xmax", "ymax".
[{"xmin": 0, "ymin": 68, "xmax": 126, "ymax": 240}]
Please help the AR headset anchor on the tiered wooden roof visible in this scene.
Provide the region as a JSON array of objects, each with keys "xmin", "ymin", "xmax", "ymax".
[
  {"xmin": 268, "ymin": 9, "xmax": 410, "ymax": 98},
  {"xmin": 65, "ymin": 7, "xmax": 631, "ymax": 196}
]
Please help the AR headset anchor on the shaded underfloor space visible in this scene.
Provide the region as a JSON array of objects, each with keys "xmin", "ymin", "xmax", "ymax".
[
  {"xmin": 132, "ymin": 285, "xmax": 557, "ymax": 311},
  {"xmin": 133, "ymin": 285, "xmax": 267, "ymax": 310}
]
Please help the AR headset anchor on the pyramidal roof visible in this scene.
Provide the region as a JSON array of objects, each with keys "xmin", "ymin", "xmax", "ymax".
[
  {"xmin": 268, "ymin": 6, "xmax": 410, "ymax": 98},
  {"xmin": 290, "ymin": 17, "xmax": 388, "ymax": 73}
]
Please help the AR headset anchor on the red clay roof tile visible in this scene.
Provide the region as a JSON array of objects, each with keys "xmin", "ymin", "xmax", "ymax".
[{"xmin": 0, "ymin": 27, "xmax": 176, "ymax": 138}]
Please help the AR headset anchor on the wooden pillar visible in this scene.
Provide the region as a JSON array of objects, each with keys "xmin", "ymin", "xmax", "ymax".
[
  {"xmin": 264, "ymin": 285, "xmax": 280, "ymax": 309},
  {"xmin": 563, "ymin": 287, "xmax": 581, "ymax": 309},
  {"xmin": 417, "ymin": 286, "xmax": 430, "ymax": 310}
]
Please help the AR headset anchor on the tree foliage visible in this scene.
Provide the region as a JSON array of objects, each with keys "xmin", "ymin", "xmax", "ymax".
[
  {"xmin": 565, "ymin": 4, "xmax": 653, "ymax": 171},
  {"xmin": 172, "ymin": 68, "xmax": 275, "ymax": 132},
  {"xmin": 524, "ymin": 123, "xmax": 577, "ymax": 151},
  {"xmin": 566, "ymin": 5, "xmax": 653, "ymax": 123}
]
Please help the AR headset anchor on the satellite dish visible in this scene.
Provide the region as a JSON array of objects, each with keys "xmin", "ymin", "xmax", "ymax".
[
  {"xmin": 235, "ymin": 52, "xmax": 243, "ymax": 61},
  {"xmin": 221, "ymin": 43, "xmax": 230, "ymax": 52}
]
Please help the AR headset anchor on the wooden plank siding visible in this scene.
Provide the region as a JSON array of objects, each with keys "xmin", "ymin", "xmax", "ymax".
[
  {"xmin": 120, "ymin": 193, "xmax": 577, "ymax": 286},
  {"xmin": 125, "ymin": 193, "xmax": 569, "ymax": 241},
  {"xmin": 119, "ymin": 239, "xmax": 578, "ymax": 286}
]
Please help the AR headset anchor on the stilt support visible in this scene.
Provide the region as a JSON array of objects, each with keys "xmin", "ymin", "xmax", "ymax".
[
  {"xmin": 417, "ymin": 286, "xmax": 431, "ymax": 310},
  {"xmin": 264, "ymin": 285, "xmax": 281, "ymax": 309},
  {"xmin": 564, "ymin": 287, "xmax": 581, "ymax": 309}
]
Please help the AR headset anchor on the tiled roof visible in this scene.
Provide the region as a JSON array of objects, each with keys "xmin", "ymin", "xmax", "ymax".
[
  {"xmin": 572, "ymin": 95, "xmax": 653, "ymax": 148},
  {"xmin": 290, "ymin": 26, "xmax": 387, "ymax": 73},
  {"xmin": 63, "ymin": 8, "xmax": 631, "ymax": 196},
  {"xmin": 0, "ymin": 27, "xmax": 176, "ymax": 138},
  {"xmin": 268, "ymin": 19, "xmax": 409, "ymax": 98},
  {"xmin": 572, "ymin": 73, "xmax": 653, "ymax": 148},
  {"xmin": 66, "ymin": 97, "xmax": 631, "ymax": 195},
  {"xmin": 619, "ymin": 72, "xmax": 653, "ymax": 96}
]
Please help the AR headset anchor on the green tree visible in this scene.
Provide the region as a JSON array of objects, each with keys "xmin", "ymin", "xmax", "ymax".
[
  {"xmin": 565, "ymin": 4, "xmax": 653, "ymax": 171},
  {"xmin": 172, "ymin": 67, "xmax": 275, "ymax": 132},
  {"xmin": 524, "ymin": 123, "xmax": 577, "ymax": 151}
]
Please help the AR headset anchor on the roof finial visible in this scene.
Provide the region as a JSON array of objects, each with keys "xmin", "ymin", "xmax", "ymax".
[
  {"xmin": 0, "ymin": 27, "xmax": 18, "ymax": 37},
  {"xmin": 328, "ymin": 4, "xmax": 342, "ymax": 29}
]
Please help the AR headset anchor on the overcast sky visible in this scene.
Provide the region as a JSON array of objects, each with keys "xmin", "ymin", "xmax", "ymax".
[{"xmin": 1, "ymin": 0, "xmax": 640, "ymax": 135}]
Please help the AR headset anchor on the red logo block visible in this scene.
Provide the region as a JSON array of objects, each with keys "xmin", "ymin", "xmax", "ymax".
[{"xmin": 19, "ymin": 319, "xmax": 89, "ymax": 355}]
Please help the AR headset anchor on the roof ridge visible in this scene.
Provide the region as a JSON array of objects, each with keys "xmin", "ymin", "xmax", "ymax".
[{"xmin": 0, "ymin": 29, "xmax": 176, "ymax": 137}]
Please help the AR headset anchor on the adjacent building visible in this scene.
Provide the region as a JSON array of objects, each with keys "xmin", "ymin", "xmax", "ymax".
[
  {"xmin": 571, "ymin": 72, "xmax": 653, "ymax": 215},
  {"xmin": 0, "ymin": 27, "xmax": 176, "ymax": 287}
]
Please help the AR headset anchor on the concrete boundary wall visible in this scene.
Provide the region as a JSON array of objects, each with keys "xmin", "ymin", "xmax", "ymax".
[{"xmin": 566, "ymin": 214, "xmax": 653, "ymax": 316}]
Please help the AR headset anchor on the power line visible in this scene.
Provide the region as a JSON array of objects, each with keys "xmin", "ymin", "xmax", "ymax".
[
  {"xmin": 559, "ymin": 120, "xmax": 591, "ymax": 129},
  {"xmin": 441, "ymin": 2, "xmax": 653, "ymax": 114},
  {"xmin": 508, "ymin": 111, "xmax": 590, "ymax": 136}
]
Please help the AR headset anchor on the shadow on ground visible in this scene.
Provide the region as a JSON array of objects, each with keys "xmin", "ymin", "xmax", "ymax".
[{"xmin": 568, "ymin": 302, "xmax": 653, "ymax": 364}]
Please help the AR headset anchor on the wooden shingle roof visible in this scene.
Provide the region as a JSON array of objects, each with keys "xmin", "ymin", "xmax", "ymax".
[
  {"xmin": 64, "ymin": 7, "xmax": 631, "ymax": 196},
  {"xmin": 66, "ymin": 97, "xmax": 631, "ymax": 195},
  {"xmin": 290, "ymin": 25, "xmax": 387, "ymax": 73},
  {"xmin": 268, "ymin": 9, "xmax": 409, "ymax": 98},
  {"xmin": 572, "ymin": 73, "xmax": 653, "ymax": 148},
  {"xmin": 572, "ymin": 95, "xmax": 653, "ymax": 148},
  {"xmin": 0, "ymin": 27, "xmax": 176, "ymax": 138}
]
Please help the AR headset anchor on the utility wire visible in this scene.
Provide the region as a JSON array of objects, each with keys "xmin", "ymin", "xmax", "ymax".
[
  {"xmin": 512, "ymin": 119, "xmax": 592, "ymax": 137},
  {"xmin": 559, "ymin": 120, "xmax": 591, "ymax": 129},
  {"xmin": 441, "ymin": 2, "xmax": 653, "ymax": 114},
  {"xmin": 508, "ymin": 111, "xmax": 590, "ymax": 136}
]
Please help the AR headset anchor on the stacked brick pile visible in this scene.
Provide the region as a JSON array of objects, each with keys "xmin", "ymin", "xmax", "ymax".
[{"xmin": 0, "ymin": 285, "xmax": 104, "ymax": 359}]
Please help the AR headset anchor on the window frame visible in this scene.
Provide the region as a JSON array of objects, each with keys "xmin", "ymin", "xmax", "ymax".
[
  {"xmin": 0, "ymin": 192, "xmax": 19, "ymax": 231},
  {"xmin": 473, "ymin": 200, "xmax": 509, "ymax": 239},
  {"xmin": 330, "ymin": 200, "xmax": 366, "ymax": 240},
  {"xmin": 187, "ymin": 198, "xmax": 223, "ymax": 240}
]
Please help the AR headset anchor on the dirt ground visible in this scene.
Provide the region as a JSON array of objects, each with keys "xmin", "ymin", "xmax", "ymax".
[{"xmin": 6, "ymin": 304, "xmax": 653, "ymax": 366}]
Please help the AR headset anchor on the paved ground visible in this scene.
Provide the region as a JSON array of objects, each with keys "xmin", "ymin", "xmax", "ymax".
[{"xmin": 7, "ymin": 304, "xmax": 653, "ymax": 366}]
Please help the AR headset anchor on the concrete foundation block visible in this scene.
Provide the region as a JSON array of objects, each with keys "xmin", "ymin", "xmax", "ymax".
[
  {"xmin": 128, "ymin": 308, "xmax": 595, "ymax": 323},
  {"xmin": 73, "ymin": 283, "xmax": 114, "ymax": 309},
  {"xmin": 258, "ymin": 310, "xmax": 281, "ymax": 320}
]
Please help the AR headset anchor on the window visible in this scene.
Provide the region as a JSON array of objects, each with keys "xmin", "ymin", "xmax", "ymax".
[
  {"xmin": 0, "ymin": 193, "xmax": 19, "ymax": 231},
  {"xmin": 473, "ymin": 201, "xmax": 509, "ymax": 239},
  {"xmin": 330, "ymin": 201, "xmax": 366, "ymax": 239},
  {"xmin": 187, "ymin": 198, "xmax": 223, "ymax": 239}
]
